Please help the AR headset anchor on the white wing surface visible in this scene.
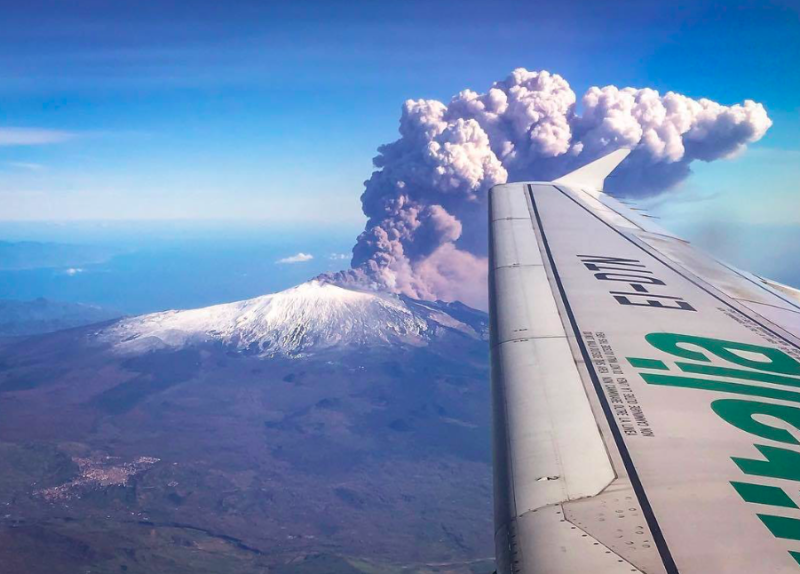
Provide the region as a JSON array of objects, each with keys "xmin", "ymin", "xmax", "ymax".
[{"xmin": 489, "ymin": 151, "xmax": 800, "ymax": 574}]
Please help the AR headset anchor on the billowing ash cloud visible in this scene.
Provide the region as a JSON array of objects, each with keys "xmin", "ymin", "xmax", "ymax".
[{"xmin": 327, "ymin": 68, "xmax": 771, "ymax": 308}]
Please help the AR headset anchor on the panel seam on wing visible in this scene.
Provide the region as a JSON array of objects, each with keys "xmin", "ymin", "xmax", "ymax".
[{"xmin": 561, "ymin": 506, "xmax": 647, "ymax": 573}]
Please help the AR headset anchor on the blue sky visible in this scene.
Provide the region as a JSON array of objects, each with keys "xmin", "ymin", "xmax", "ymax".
[{"xmin": 0, "ymin": 0, "xmax": 798, "ymax": 228}]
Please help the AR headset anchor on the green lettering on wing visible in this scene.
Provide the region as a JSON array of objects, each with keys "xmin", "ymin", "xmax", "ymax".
[
  {"xmin": 644, "ymin": 333, "xmax": 800, "ymax": 375},
  {"xmin": 712, "ymin": 400, "xmax": 800, "ymax": 445},
  {"xmin": 627, "ymin": 332, "xmax": 800, "ymax": 567},
  {"xmin": 731, "ymin": 482, "xmax": 797, "ymax": 508}
]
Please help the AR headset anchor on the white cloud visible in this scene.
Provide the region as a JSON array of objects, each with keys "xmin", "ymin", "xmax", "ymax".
[
  {"xmin": 276, "ymin": 252, "xmax": 314, "ymax": 264},
  {"xmin": 63, "ymin": 268, "xmax": 84, "ymax": 276},
  {"xmin": 328, "ymin": 253, "xmax": 349, "ymax": 261},
  {"xmin": 0, "ymin": 127, "xmax": 76, "ymax": 146}
]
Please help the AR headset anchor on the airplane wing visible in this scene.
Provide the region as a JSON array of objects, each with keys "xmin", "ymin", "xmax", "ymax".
[{"xmin": 488, "ymin": 149, "xmax": 800, "ymax": 574}]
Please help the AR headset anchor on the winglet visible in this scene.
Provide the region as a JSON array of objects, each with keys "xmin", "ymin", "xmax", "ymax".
[{"xmin": 553, "ymin": 148, "xmax": 631, "ymax": 191}]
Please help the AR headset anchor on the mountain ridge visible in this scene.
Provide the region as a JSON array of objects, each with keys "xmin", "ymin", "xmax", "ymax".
[{"xmin": 99, "ymin": 279, "xmax": 487, "ymax": 357}]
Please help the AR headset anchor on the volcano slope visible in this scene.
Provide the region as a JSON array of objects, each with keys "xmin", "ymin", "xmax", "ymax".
[{"xmin": 0, "ymin": 281, "xmax": 494, "ymax": 574}]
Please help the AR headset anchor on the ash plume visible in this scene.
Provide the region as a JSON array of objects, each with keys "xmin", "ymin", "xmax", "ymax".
[{"xmin": 327, "ymin": 68, "xmax": 772, "ymax": 308}]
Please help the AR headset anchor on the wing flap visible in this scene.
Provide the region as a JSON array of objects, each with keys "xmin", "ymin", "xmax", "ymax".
[
  {"xmin": 490, "ymin": 217, "xmax": 544, "ymax": 270},
  {"xmin": 489, "ymin": 183, "xmax": 626, "ymax": 573}
]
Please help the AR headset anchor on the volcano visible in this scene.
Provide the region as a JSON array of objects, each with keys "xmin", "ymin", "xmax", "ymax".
[
  {"xmin": 101, "ymin": 279, "xmax": 487, "ymax": 357},
  {"xmin": 0, "ymin": 282, "xmax": 493, "ymax": 574}
]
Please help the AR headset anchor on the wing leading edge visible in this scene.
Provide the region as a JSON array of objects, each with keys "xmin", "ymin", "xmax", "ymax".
[{"xmin": 489, "ymin": 151, "xmax": 800, "ymax": 573}]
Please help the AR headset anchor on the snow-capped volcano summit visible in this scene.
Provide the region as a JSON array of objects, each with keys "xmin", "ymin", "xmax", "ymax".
[{"xmin": 101, "ymin": 280, "xmax": 486, "ymax": 357}]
